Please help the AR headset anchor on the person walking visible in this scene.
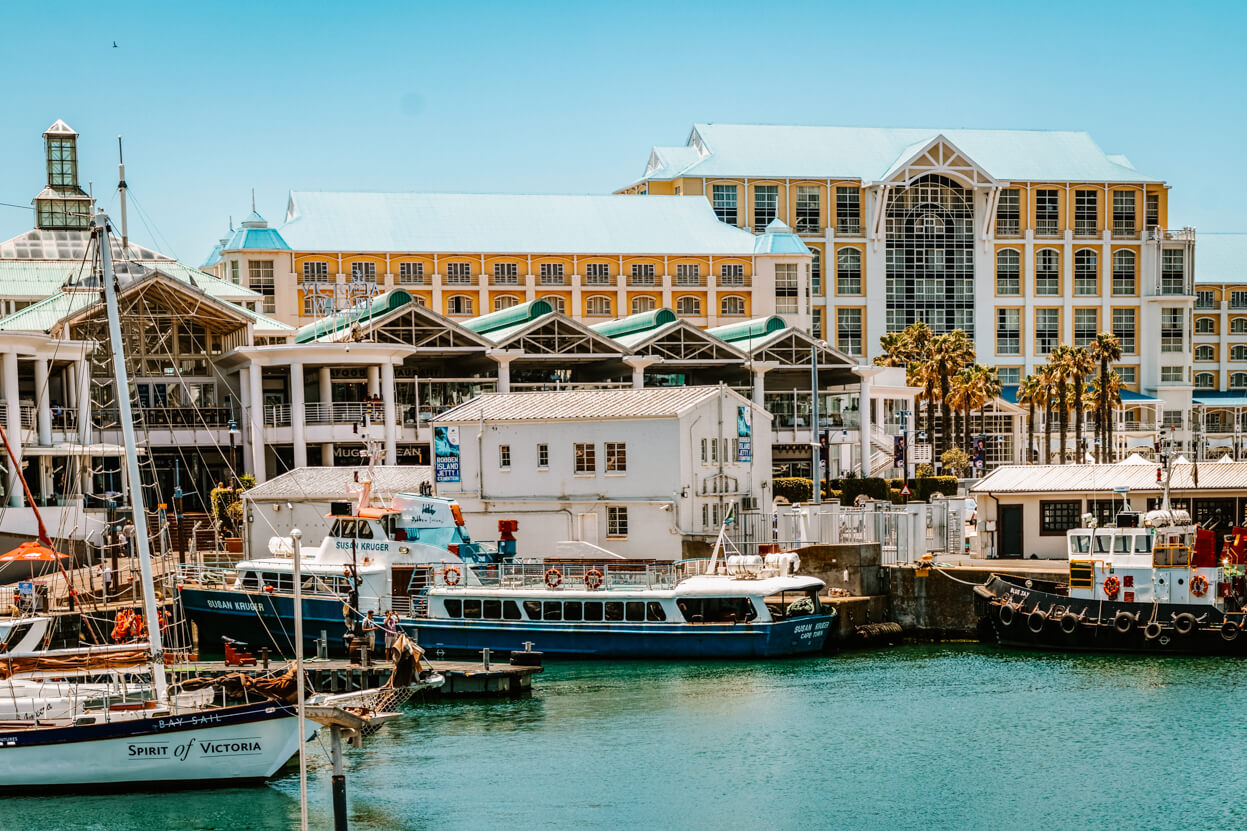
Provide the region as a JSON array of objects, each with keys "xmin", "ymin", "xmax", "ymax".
[
  {"xmin": 383, "ymin": 610, "xmax": 400, "ymax": 662},
  {"xmin": 102, "ymin": 563, "xmax": 113, "ymax": 599}
]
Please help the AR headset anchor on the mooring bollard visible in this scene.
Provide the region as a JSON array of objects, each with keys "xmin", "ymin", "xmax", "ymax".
[
  {"xmin": 318, "ymin": 630, "xmax": 329, "ymax": 661},
  {"xmin": 259, "ymin": 647, "xmax": 270, "ymax": 669},
  {"xmin": 482, "ymin": 647, "xmax": 491, "ymax": 670}
]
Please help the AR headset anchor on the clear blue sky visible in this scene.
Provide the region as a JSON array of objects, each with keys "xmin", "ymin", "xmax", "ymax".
[{"xmin": 0, "ymin": 0, "xmax": 1241, "ymax": 262}]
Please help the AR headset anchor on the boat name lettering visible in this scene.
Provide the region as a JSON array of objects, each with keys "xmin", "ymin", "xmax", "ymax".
[
  {"xmin": 794, "ymin": 620, "xmax": 831, "ymax": 639},
  {"xmin": 205, "ymin": 598, "xmax": 262, "ymax": 612},
  {"xmin": 335, "ymin": 540, "xmax": 388, "ymax": 552},
  {"xmin": 128, "ymin": 742, "xmax": 169, "ymax": 757}
]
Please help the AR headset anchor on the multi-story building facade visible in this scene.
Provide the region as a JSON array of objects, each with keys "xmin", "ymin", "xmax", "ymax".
[
  {"xmin": 622, "ymin": 124, "xmax": 1199, "ymax": 457},
  {"xmin": 203, "ymin": 192, "xmax": 814, "ymax": 334}
]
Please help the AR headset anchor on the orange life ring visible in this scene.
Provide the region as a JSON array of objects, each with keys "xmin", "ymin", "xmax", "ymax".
[
  {"xmin": 1103, "ymin": 575, "xmax": 1121, "ymax": 599},
  {"xmin": 584, "ymin": 568, "xmax": 604, "ymax": 590},
  {"xmin": 545, "ymin": 568, "xmax": 563, "ymax": 589},
  {"xmin": 1191, "ymin": 574, "xmax": 1210, "ymax": 598},
  {"xmin": 443, "ymin": 565, "xmax": 461, "ymax": 587}
]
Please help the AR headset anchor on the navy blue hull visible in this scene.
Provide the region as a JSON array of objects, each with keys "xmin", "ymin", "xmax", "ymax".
[{"xmin": 179, "ymin": 588, "xmax": 835, "ymax": 659}]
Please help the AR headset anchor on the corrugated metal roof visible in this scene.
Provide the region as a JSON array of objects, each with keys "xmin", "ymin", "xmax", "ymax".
[
  {"xmin": 1194, "ymin": 392, "xmax": 1247, "ymax": 408},
  {"xmin": 0, "ymin": 292, "xmax": 93, "ymax": 331},
  {"xmin": 226, "ymin": 226, "xmax": 290, "ymax": 251},
  {"xmin": 642, "ymin": 123, "xmax": 1161, "ymax": 183},
  {"xmin": 972, "ymin": 463, "xmax": 1247, "ymax": 494},
  {"xmin": 244, "ymin": 465, "xmax": 431, "ymax": 501},
  {"xmin": 281, "ymin": 192, "xmax": 762, "ymax": 255},
  {"xmin": 1194, "ymin": 232, "xmax": 1247, "ymax": 285},
  {"xmin": 753, "ymin": 219, "xmax": 810, "ymax": 254},
  {"xmin": 434, "ymin": 386, "xmax": 746, "ymax": 423}
]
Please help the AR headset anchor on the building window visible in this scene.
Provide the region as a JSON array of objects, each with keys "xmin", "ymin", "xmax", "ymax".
[
  {"xmin": 753, "ymin": 185, "xmax": 778, "ymax": 231},
  {"xmin": 997, "ymin": 308, "xmax": 1020, "ymax": 355},
  {"xmin": 1146, "ymin": 193, "xmax": 1160, "ymax": 228},
  {"xmin": 1160, "ymin": 366, "xmax": 1184, "ymax": 383},
  {"xmin": 721, "ymin": 296, "xmax": 746, "ymax": 316},
  {"xmin": 349, "ymin": 261, "xmax": 376, "ymax": 284},
  {"xmin": 675, "ymin": 263, "xmax": 702, "ymax": 286},
  {"xmin": 1161, "ymin": 250, "xmax": 1185, "ymax": 295},
  {"xmin": 812, "ymin": 310, "xmax": 823, "ymax": 340},
  {"xmin": 1161, "ymin": 308, "xmax": 1184, "ymax": 352},
  {"xmin": 630, "ymin": 263, "xmax": 656, "ymax": 285},
  {"xmin": 1074, "ymin": 190, "xmax": 1098, "ymax": 236},
  {"xmin": 493, "ymin": 262, "xmax": 519, "ymax": 284},
  {"xmin": 837, "ymin": 248, "xmax": 862, "ymax": 295},
  {"xmin": 585, "ymin": 263, "xmax": 611, "ymax": 285},
  {"xmin": 445, "ymin": 262, "xmax": 473, "ymax": 284},
  {"xmin": 537, "ymin": 443, "xmax": 549, "ymax": 469},
  {"xmin": 1036, "ymin": 309, "xmax": 1059, "ymax": 354},
  {"xmin": 574, "ymin": 443, "xmax": 596, "ymax": 474},
  {"xmin": 995, "ymin": 249, "xmax": 1020, "ymax": 295},
  {"xmin": 712, "ymin": 184, "xmax": 738, "ymax": 225},
  {"xmin": 302, "ymin": 261, "xmax": 330, "ymax": 283},
  {"xmin": 631, "ymin": 296, "xmax": 657, "ymax": 314},
  {"xmin": 1194, "ymin": 372, "xmax": 1215, "ymax": 389},
  {"xmin": 399, "ymin": 262, "xmax": 425, "ymax": 284},
  {"xmin": 1195, "ymin": 317, "xmax": 1215, "ymax": 334},
  {"xmin": 301, "ymin": 294, "xmax": 321, "ymax": 317},
  {"xmin": 676, "ymin": 296, "xmax": 702, "ymax": 316},
  {"xmin": 1035, "ymin": 249, "xmax": 1060, "ymax": 295},
  {"xmin": 230, "ymin": 261, "xmax": 240, "ymax": 284},
  {"xmin": 447, "ymin": 295, "xmax": 473, "ymax": 316},
  {"xmin": 586, "ymin": 295, "xmax": 612, "ymax": 316},
  {"xmin": 1113, "ymin": 308, "xmax": 1136, "ymax": 354},
  {"xmin": 1196, "ymin": 290, "xmax": 1216, "ymax": 309},
  {"xmin": 1113, "ymin": 191, "xmax": 1136, "ymax": 236},
  {"xmin": 47, "ymin": 137, "xmax": 78, "ymax": 187},
  {"xmin": 1234, "ymin": 292, "xmax": 1247, "ymax": 310},
  {"xmin": 719, "ymin": 263, "xmax": 745, "ymax": 286},
  {"xmin": 499, "ymin": 444, "xmax": 511, "ymax": 469},
  {"xmin": 810, "ymin": 249, "xmax": 821, "ymax": 294},
  {"xmin": 837, "ymin": 308, "xmax": 862, "ymax": 356},
  {"xmin": 1162, "ymin": 410, "xmax": 1184, "ymax": 429},
  {"xmin": 539, "ymin": 262, "xmax": 566, "ymax": 285},
  {"xmin": 1040, "ymin": 500, "xmax": 1082, "ymax": 536},
  {"xmin": 997, "ymin": 367, "xmax": 1021, "ymax": 386},
  {"xmin": 607, "ymin": 506, "xmax": 628, "ymax": 538},
  {"xmin": 605, "ymin": 442, "xmax": 627, "ymax": 472},
  {"xmin": 775, "ymin": 264, "xmax": 798, "ymax": 314},
  {"xmin": 1233, "ymin": 345, "xmax": 1247, "ymax": 361},
  {"xmin": 836, "ymin": 187, "xmax": 861, "ymax": 235},
  {"xmin": 1233, "ymin": 373, "xmax": 1247, "ymax": 390},
  {"xmin": 1112, "ymin": 250, "xmax": 1136, "ymax": 296},
  {"xmin": 1074, "ymin": 309, "xmax": 1097, "ymax": 347},
  {"xmin": 1235, "ymin": 318, "xmax": 1247, "ymax": 334},
  {"xmin": 1074, "ymin": 250, "xmax": 1097, "ymax": 295},
  {"xmin": 1118, "ymin": 367, "xmax": 1136, "ymax": 387},
  {"xmin": 996, "ymin": 189, "xmax": 1020, "ymax": 236},
  {"xmin": 494, "ymin": 295, "xmax": 519, "ymax": 311},
  {"xmin": 795, "ymin": 186, "xmax": 820, "ymax": 232},
  {"xmin": 543, "ymin": 295, "xmax": 566, "ymax": 313},
  {"xmin": 248, "ymin": 260, "xmax": 276, "ymax": 314},
  {"xmin": 1035, "ymin": 189, "xmax": 1060, "ymax": 236},
  {"xmin": 1195, "ymin": 345, "xmax": 1215, "ymax": 362}
]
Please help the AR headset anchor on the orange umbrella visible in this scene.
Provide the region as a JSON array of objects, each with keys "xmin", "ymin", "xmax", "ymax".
[{"xmin": 0, "ymin": 540, "xmax": 67, "ymax": 562}]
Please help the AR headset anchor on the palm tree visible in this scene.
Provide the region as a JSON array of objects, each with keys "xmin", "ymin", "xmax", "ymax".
[
  {"xmin": 949, "ymin": 367, "xmax": 973, "ymax": 451},
  {"xmin": 1089, "ymin": 370, "xmax": 1124, "ymax": 463},
  {"xmin": 1017, "ymin": 374, "xmax": 1042, "ymax": 463},
  {"xmin": 1089, "ymin": 333, "xmax": 1123, "ymax": 462},
  {"xmin": 1066, "ymin": 346, "xmax": 1095, "ymax": 462},
  {"xmin": 1048, "ymin": 345, "xmax": 1073, "ymax": 464},
  {"xmin": 875, "ymin": 332, "xmax": 908, "ymax": 367},
  {"xmin": 876, "ymin": 322, "xmax": 937, "ymax": 444},
  {"xmin": 977, "ymin": 364, "xmax": 1002, "ymax": 441},
  {"xmin": 1037, "ymin": 363, "xmax": 1060, "ymax": 464},
  {"xmin": 929, "ymin": 329, "xmax": 975, "ymax": 454}
]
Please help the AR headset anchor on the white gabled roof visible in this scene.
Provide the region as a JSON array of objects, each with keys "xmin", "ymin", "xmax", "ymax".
[
  {"xmin": 972, "ymin": 463, "xmax": 1247, "ymax": 494},
  {"xmin": 280, "ymin": 192, "xmax": 762, "ymax": 255},
  {"xmin": 244, "ymin": 465, "xmax": 432, "ymax": 501},
  {"xmin": 433, "ymin": 385, "xmax": 755, "ymax": 423}
]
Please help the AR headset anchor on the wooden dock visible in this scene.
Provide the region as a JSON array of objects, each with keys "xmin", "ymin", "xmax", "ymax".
[{"xmin": 169, "ymin": 658, "xmax": 541, "ymax": 699}]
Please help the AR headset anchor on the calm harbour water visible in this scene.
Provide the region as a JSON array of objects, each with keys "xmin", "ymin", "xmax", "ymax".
[{"xmin": 3, "ymin": 645, "xmax": 1246, "ymax": 830}]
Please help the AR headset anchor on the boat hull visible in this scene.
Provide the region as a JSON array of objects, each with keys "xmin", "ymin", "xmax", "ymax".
[
  {"xmin": 179, "ymin": 587, "xmax": 835, "ymax": 659},
  {"xmin": 0, "ymin": 700, "xmax": 309, "ymax": 791},
  {"xmin": 975, "ymin": 574, "xmax": 1247, "ymax": 655}
]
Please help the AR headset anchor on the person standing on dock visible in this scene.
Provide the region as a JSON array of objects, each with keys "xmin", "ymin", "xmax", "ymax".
[
  {"xmin": 362, "ymin": 610, "xmax": 379, "ymax": 660},
  {"xmin": 383, "ymin": 610, "xmax": 399, "ymax": 662}
]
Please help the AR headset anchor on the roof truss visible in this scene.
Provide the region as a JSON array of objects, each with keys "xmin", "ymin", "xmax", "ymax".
[
  {"xmin": 494, "ymin": 314, "xmax": 623, "ymax": 359},
  {"xmin": 883, "ymin": 135, "xmax": 998, "ymax": 188},
  {"xmin": 60, "ymin": 272, "xmax": 250, "ymax": 339},
  {"xmin": 630, "ymin": 322, "xmax": 747, "ymax": 364},
  {"xmin": 749, "ymin": 328, "xmax": 857, "ymax": 368},
  {"xmin": 363, "ymin": 302, "xmax": 490, "ymax": 351}
]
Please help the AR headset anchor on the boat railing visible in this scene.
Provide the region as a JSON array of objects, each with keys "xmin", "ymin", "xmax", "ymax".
[
  {"xmin": 174, "ymin": 564, "xmax": 238, "ymax": 589},
  {"xmin": 449, "ymin": 561, "xmax": 684, "ymax": 591}
]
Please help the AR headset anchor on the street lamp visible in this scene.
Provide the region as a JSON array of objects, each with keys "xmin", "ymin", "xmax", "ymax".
[
  {"xmin": 897, "ymin": 409, "xmax": 911, "ymax": 481},
  {"xmin": 227, "ymin": 417, "xmax": 241, "ymax": 488}
]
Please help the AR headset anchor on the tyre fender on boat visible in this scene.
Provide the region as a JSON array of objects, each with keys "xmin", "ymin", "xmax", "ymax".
[
  {"xmin": 1144, "ymin": 620, "xmax": 1163, "ymax": 640},
  {"xmin": 997, "ymin": 602, "xmax": 1016, "ymax": 627},
  {"xmin": 1059, "ymin": 612, "xmax": 1080, "ymax": 635},
  {"xmin": 1220, "ymin": 619, "xmax": 1240, "ymax": 642},
  {"xmin": 1027, "ymin": 609, "xmax": 1047, "ymax": 633},
  {"xmin": 1173, "ymin": 613, "xmax": 1197, "ymax": 636},
  {"xmin": 1113, "ymin": 611, "xmax": 1136, "ymax": 634}
]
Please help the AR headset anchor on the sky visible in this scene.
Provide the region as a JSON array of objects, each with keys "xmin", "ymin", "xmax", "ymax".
[{"xmin": 0, "ymin": 0, "xmax": 1242, "ymax": 263}]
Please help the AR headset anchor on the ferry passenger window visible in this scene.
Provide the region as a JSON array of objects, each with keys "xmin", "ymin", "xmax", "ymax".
[
  {"xmin": 1094, "ymin": 535, "xmax": 1111, "ymax": 554},
  {"xmin": 444, "ymin": 599, "xmax": 462, "ymax": 617},
  {"xmin": 563, "ymin": 601, "xmax": 583, "ymax": 621},
  {"xmin": 604, "ymin": 601, "xmax": 624, "ymax": 622},
  {"xmin": 523, "ymin": 601, "xmax": 542, "ymax": 620},
  {"xmin": 1114, "ymin": 536, "xmax": 1131, "ymax": 553},
  {"xmin": 503, "ymin": 600, "xmax": 522, "ymax": 620},
  {"xmin": 583, "ymin": 602, "xmax": 603, "ymax": 622},
  {"xmin": 1135, "ymin": 536, "xmax": 1153, "ymax": 553},
  {"xmin": 543, "ymin": 601, "xmax": 563, "ymax": 621},
  {"xmin": 357, "ymin": 522, "xmax": 374, "ymax": 540},
  {"xmin": 463, "ymin": 599, "xmax": 482, "ymax": 618},
  {"xmin": 646, "ymin": 602, "xmax": 666, "ymax": 622},
  {"xmin": 1071, "ymin": 536, "xmax": 1090, "ymax": 554},
  {"xmin": 338, "ymin": 520, "xmax": 356, "ymax": 538},
  {"xmin": 483, "ymin": 599, "xmax": 502, "ymax": 619},
  {"xmin": 626, "ymin": 602, "xmax": 645, "ymax": 622}
]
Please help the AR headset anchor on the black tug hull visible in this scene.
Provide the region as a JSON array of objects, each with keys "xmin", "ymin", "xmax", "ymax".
[{"xmin": 974, "ymin": 574, "xmax": 1247, "ymax": 655}]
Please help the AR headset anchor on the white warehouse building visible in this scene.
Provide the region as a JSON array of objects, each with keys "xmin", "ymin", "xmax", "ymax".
[{"xmin": 430, "ymin": 386, "xmax": 772, "ymax": 560}]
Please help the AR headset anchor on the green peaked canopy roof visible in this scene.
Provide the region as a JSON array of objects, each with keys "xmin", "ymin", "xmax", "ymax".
[
  {"xmin": 706, "ymin": 316, "xmax": 786, "ymax": 343},
  {"xmin": 462, "ymin": 299, "xmax": 553, "ymax": 335},
  {"xmin": 589, "ymin": 308, "xmax": 677, "ymax": 339}
]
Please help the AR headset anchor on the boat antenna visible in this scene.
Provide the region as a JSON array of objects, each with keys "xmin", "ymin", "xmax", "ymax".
[
  {"xmin": 117, "ymin": 136, "xmax": 129, "ymax": 252},
  {"xmin": 93, "ymin": 210, "xmax": 168, "ymax": 701}
]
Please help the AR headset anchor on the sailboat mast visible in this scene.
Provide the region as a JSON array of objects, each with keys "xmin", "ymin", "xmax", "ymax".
[{"xmin": 93, "ymin": 212, "xmax": 168, "ymax": 701}]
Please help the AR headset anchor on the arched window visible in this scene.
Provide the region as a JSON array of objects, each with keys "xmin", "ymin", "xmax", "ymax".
[
  {"xmin": 1234, "ymin": 318, "xmax": 1247, "ymax": 334},
  {"xmin": 1232, "ymin": 373, "xmax": 1247, "ymax": 389},
  {"xmin": 837, "ymin": 248, "xmax": 862, "ymax": 295},
  {"xmin": 675, "ymin": 296, "xmax": 702, "ymax": 316},
  {"xmin": 1035, "ymin": 249, "xmax": 1060, "ymax": 295},
  {"xmin": 1195, "ymin": 345, "xmax": 1215, "ymax": 361},
  {"xmin": 585, "ymin": 295, "xmax": 612, "ymax": 317},
  {"xmin": 1195, "ymin": 317, "xmax": 1216, "ymax": 334},
  {"xmin": 493, "ymin": 295, "xmax": 519, "ymax": 311},
  {"xmin": 720, "ymin": 295, "xmax": 746, "ymax": 317},
  {"xmin": 447, "ymin": 295, "xmax": 473, "ymax": 316},
  {"xmin": 1232, "ymin": 345, "xmax": 1247, "ymax": 361},
  {"xmin": 995, "ymin": 249, "xmax": 1020, "ymax": 295},
  {"xmin": 1074, "ymin": 250, "xmax": 1097, "ymax": 295},
  {"xmin": 542, "ymin": 296, "xmax": 565, "ymax": 313},
  {"xmin": 1112, "ymin": 250, "xmax": 1136, "ymax": 295},
  {"xmin": 1194, "ymin": 372, "xmax": 1215, "ymax": 389},
  {"xmin": 631, "ymin": 296, "xmax": 657, "ymax": 314}
]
